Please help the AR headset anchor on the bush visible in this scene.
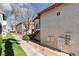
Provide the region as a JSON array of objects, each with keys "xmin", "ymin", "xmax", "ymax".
[
  {"xmin": 0, "ymin": 35, "xmax": 2, "ymax": 55},
  {"xmin": 22, "ymin": 33, "xmax": 30, "ymax": 42},
  {"xmin": 0, "ymin": 35, "xmax": 3, "ymax": 50},
  {"xmin": 6, "ymin": 32, "xmax": 14, "ymax": 39}
]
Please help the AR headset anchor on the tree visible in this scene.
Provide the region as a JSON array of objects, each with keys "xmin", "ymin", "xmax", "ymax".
[
  {"xmin": 11, "ymin": 7, "xmax": 20, "ymax": 33},
  {"xmin": 26, "ymin": 7, "xmax": 33, "ymax": 31},
  {"xmin": 19, "ymin": 7, "xmax": 33, "ymax": 32},
  {"xmin": 11, "ymin": 4, "xmax": 34, "ymax": 34}
]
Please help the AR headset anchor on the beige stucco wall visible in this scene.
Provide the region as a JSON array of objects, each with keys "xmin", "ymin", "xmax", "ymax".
[{"xmin": 40, "ymin": 3, "xmax": 79, "ymax": 55}]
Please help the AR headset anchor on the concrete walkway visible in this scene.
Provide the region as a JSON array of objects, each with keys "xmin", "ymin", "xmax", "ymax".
[
  {"xmin": 13, "ymin": 34, "xmax": 69, "ymax": 56},
  {"xmin": 28, "ymin": 41, "xmax": 69, "ymax": 56},
  {"xmin": 13, "ymin": 34, "xmax": 43, "ymax": 56}
]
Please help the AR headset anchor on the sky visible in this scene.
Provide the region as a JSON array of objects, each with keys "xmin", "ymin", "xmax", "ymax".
[
  {"xmin": 0, "ymin": 3, "xmax": 53, "ymax": 29},
  {"xmin": 32, "ymin": 3, "xmax": 53, "ymax": 12},
  {"xmin": 5, "ymin": 3, "xmax": 53, "ymax": 17}
]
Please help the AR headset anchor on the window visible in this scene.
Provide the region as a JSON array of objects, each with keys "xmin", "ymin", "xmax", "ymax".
[
  {"xmin": 57, "ymin": 12, "xmax": 60, "ymax": 16},
  {"xmin": 64, "ymin": 33, "xmax": 71, "ymax": 46},
  {"xmin": 36, "ymin": 20, "xmax": 40, "ymax": 29},
  {"xmin": 3, "ymin": 25, "xmax": 6, "ymax": 32},
  {"xmin": 3, "ymin": 14, "xmax": 7, "ymax": 20},
  {"xmin": 32, "ymin": 29, "xmax": 34, "ymax": 32}
]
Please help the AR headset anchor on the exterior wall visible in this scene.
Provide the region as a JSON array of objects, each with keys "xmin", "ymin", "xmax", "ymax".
[
  {"xmin": 2, "ymin": 20, "xmax": 7, "ymax": 32},
  {"xmin": 0, "ymin": 14, "xmax": 2, "ymax": 34},
  {"xmin": 0, "ymin": 13, "xmax": 7, "ymax": 37},
  {"xmin": 0, "ymin": 14, "xmax": 3, "ymax": 23},
  {"xmin": 40, "ymin": 4, "xmax": 79, "ymax": 55},
  {"xmin": 28, "ymin": 22, "xmax": 34, "ymax": 34},
  {"xmin": 16, "ymin": 23, "xmax": 23, "ymax": 34}
]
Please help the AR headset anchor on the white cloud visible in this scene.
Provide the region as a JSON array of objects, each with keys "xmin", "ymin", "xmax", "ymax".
[
  {"xmin": 16, "ymin": 3, "xmax": 33, "ymax": 8},
  {"xmin": 0, "ymin": 3, "xmax": 12, "ymax": 11},
  {"xmin": 11, "ymin": 3, "xmax": 35, "ymax": 21},
  {"xmin": 0, "ymin": 3, "xmax": 35, "ymax": 27}
]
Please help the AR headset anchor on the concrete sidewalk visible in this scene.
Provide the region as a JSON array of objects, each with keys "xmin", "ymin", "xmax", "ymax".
[
  {"xmin": 13, "ymin": 34, "xmax": 43, "ymax": 56},
  {"xmin": 29, "ymin": 41, "xmax": 69, "ymax": 56},
  {"xmin": 13, "ymin": 34, "xmax": 69, "ymax": 56}
]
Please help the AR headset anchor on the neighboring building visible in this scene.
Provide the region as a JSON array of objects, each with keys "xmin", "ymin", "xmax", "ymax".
[
  {"xmin": 33, "ymin": 3, "xmax": 79, "ymax": 55},
  {"xmin": 32, "ymin": 15, "xmax": 40, "ymax": 41},
  {"xmin": 28, "ymin": 22, "xmax": 35, "ymax": 34},
  {"xmin": 15, "ymin": 7, "xmax": 34, "ymax": 35},
  {"xmin": 6, "ymin": 25, "xmax": 12, "ymax": 32},
  {"xmin": 16, "ymin": 22, "xmax": 26, "ymax": 34},
  {"xmin": 16, "ymin": 21, "xmax": 34, "ymax": 34},
  {"xmin": 0, "ymin": 10, "xmax": 7, "ymax": 37}
]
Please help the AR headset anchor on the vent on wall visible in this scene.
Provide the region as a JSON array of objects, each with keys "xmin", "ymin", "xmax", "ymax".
[{"xmin": 64, "ymin": 32, "xmax": 71, "ymax": 46}]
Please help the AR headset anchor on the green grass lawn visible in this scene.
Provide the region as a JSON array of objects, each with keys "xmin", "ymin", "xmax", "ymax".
[
  {"xmin": 1, "ymin": 32, "xmax": 27, "ymax": 56},
  {"xmin": 12, "ymin": 40, "xmax": 27, "ymax": 56}
]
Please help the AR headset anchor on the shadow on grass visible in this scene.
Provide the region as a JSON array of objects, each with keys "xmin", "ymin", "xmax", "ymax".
[
  {"xmin": 4, "ymin": 38, "xmax": 20, "ymax": 56},
  {"xmin": 4, "ymin": 39, "xmax": 14, "ymax": 56},
  {"xmin": 8, "ymin": 38, "xmax": 17, "ymax": 41}
]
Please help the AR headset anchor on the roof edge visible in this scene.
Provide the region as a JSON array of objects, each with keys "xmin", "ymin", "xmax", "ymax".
[
  {"xmin": 32, "ymin": 3, "xmax": 64, "ymax": 21},
  {"xmin": 38, "ymin": 3, "xmax": 64, "ymax": 15}
]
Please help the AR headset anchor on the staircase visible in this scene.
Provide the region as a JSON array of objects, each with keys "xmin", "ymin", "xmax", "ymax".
[{"xmin": 29, "ymin": 29, "xmax": 40, "ymax": 42}]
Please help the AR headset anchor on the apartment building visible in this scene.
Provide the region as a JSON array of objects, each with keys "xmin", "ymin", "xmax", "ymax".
[
  {"xmin": 0, "ymin": 10, "xmax": 7, "ymax": 37},
  {"xmin": 33, "ymin": 3, "xmax": 79, "ymax": 55}
]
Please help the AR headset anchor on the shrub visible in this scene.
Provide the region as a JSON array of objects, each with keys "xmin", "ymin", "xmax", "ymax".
[
  {"xmin": 0, "ymin": 35, "xmax": 3, "ymax": 50},
  {"xmin": 6, "ymin": 32, "xmax": 14, "ymax": 39},
  {"xmin": 2, "ymin": 32, "xmax": 14, "ymax": 43},
  {"xmin": 22, "ymin": 33, "xmax": 30, "ymax": 42}
]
